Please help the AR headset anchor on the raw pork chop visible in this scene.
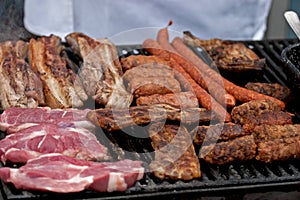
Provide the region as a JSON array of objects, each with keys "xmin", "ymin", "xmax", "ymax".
[
  {"xmin": 0, "ymin": 123, "xmax": 110, "ymax": 164},
  {"xmin": 0, "ymin": 154, "xmax": 144, "ymax": 193},
  {"xmin": 0, "ymin": 107, "xmax": 95, "ymax": 133}
]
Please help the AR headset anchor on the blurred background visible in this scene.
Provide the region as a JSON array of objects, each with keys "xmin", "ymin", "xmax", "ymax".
[
  {"xmin": 266, "ymin": 0, "xmax": 300, "ymax": 39},
  {"xmin": 0, "ymin": 0, "xmax": 300, "ymax": 41}
]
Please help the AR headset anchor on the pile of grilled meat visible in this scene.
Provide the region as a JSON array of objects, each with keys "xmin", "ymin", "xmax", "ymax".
[{"xmin": 0, "ymin": 26, "xmax": 298, "ymax": 194}]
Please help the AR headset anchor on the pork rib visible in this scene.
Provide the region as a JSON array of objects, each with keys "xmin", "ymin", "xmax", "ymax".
[
  {"xmin": 0, "ymin": 154, "xmax": 144, "ymax": 193},
  {"xmin": 65, "ymin": 32, "xmax": 132, "ymax": 108}
]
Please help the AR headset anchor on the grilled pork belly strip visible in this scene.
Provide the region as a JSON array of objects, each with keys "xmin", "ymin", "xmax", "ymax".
[
  {"xmin": 65, "ymin": 33, "xmax": 132, "ymax": 108},
  {"xmin": 199, "ymin": 135, "xmax": 257, "ymax": 165},
  {"xmin": 0, "ymin": 40, "xmax": 44, "ymax": 109},
  {"xmin": 87, "ymin": 104, "xmax": 213, "ymax": 132},
  {"xmin": 149, "ymin": 123, "xmax": 201, "ymax": 180},
  {"xmin": 136, "ymin": 91, "xmax": 199, "ymax": 108},
  {"xmin": 191, "ymin": 122, "xmax": 248, "ymax": 145},
  {"xmin": 28, "ymin": 35, "xmax": 87, "ymax": 108}
]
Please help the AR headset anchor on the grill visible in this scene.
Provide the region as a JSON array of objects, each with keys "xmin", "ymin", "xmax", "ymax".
[{"xmin": 1, "ymin": 39, "xmax": 300, "ymax": 200}]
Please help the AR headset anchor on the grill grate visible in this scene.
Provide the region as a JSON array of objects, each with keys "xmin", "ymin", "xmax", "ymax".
[{"xmin": 1, "ymin": 39, "xmax": 300, "ymax": 200}]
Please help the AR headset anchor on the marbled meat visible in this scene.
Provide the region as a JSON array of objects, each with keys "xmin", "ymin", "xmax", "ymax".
[
  {"xmin": 0, "ymin": 123, "xmax": 110, "ymax": 164},
  {"xmin": 0, "ymin": 107, "xmax": 95, "ymax": 133},
  {"xmin": 0, "ymin": 154, "xmax": 144, "ymax": 193}
]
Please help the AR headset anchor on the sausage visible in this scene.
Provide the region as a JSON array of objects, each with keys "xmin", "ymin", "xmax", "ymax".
[
  {"xmin": 142, "ymin": 39, "xmax": 231, "ymax": 122},
  {"xmin": 142, "ymin": 38, "xmax": 171, "ymax": 61},
  {"xmin": 156, "ymin": 26, "xmax": 236, "ymax": 108},
  {"xmin": 171, "ymin": 37, "xmax": 286, "ymax": 109},
  {"xmin": 157, "ymin": 20, "xmax": 177, "ymax": 53}
]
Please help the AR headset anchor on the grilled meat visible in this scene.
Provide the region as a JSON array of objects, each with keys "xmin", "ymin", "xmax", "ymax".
[
  {"xmin": 65, "ymin": 33, "xmax": 132, "ymax": 108},
  {"xmin": 87, "ymin": 104, "xmax": 214, "ymax": 131},
  {"xmin": 0, "ymin": 40, "xmax": 44, "ymax": 109},
  {"xmin": 241, "ymin": 111, "xmax": 293, "ymax": 133},
  {"xmin": 122, "ymin": 63, "xmax": 176, "ymax": 82},
  {"xmin": 231, "ymin": 99, "xmax": 283, "ymax": 125},
  {"xmin": 253, "ymin": 124, "xmax": 300, "ymax": 162},
  {"xmin": 136, "ymin": 91, "xmax": 198, "ymax": 108},
  {"xmin": 149, "ymin": 122, "xmax": 201, "ymax": 180},
  {"xmin": 231, "ymin": 99, "xmax": 292, "ymax": 133},
  {"xmin": 245, "ymin": 82, "xmax": 291, "ymax": 101},
  {"xmin": 120, "ymin": 55, "xmax": 169, "ymax": 72},
  {"xmin": 256, "ymin": 136, "xmax": 300, "ymax": 163},
  {"xmin": 183, "ymin": 31, "xmax": 265, "ymax": 72},
  {"xmin": 199, "ymin": 135, "xmax": 257, "ymax": 165},
  {"xmin": 28, "ymin": 35, "xmax": 88, "ymax": 108},
  {"xmin": 128, "ymin": 76, "xmax": 181, "ymax": 97},
  {"xmin": 123, "ymin": 64, "xmax": 181, "ymax": 97},
  {"xmin": 253, "ymin": 124, "xmax": 300, "ymax": 142},
  {"xmin": 191, "ymin": 122, "xmax": 248, "ymax": 145}
]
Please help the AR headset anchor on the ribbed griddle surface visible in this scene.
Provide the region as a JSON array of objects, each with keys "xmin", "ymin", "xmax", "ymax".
[{"xmin": 1, "ymin": 39, "xmax": 300, "ymax": 200}]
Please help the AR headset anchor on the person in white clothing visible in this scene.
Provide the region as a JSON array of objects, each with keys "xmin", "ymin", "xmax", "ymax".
[{"xmin": 24, "ymin": 0, "xmax": 273, "ymax": 44}]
